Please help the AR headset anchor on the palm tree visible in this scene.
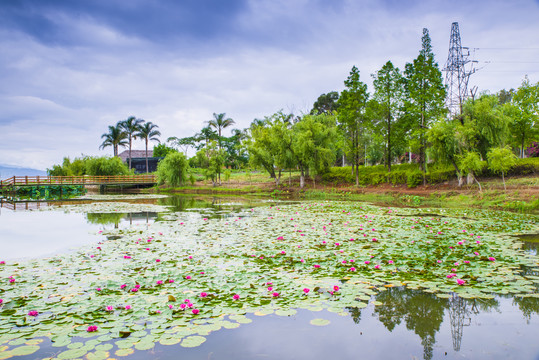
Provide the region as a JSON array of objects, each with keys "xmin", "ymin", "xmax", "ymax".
[
  {"xmin": 135, "ymin": 122, "xmax": 161, "ymax": 173},
  {"xmin": 119, "ymin": 116, "xmax": 144, "ymax": 170},
  {"xmin": 99, "ymin": 124, "xmax": 127, "ymax": 156},
  {"xmin": 207, "ymin": 113, "xmax": 235, "ymax": 150}
]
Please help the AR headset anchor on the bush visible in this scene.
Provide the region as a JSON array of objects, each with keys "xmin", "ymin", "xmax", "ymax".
[
  {"xmin": 407, "ymin": 170, "xmax": 424, "ymax": 188},
  {"xmin": 156, "ymin": 152, "xmax": 189, "ymax": 187},
  {"xmin": 426, "ymin": 168, "xmax": 456, "ymax": 184},
  {"xmin": 85, "ymin": 157, "xmax": 130, "ymax": 176},
  {"xmin": 387, "ymin": 171, "xmax": 407, "ymax": 185},
  {"xmin": 507, "ymin": 157, "xmax": 539, "ymax": 176}
]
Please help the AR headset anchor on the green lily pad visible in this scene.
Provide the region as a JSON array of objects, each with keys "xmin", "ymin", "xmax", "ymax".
[
  {"xmin": 310, "ymin": 318, "xmax": 331, "ymax": 326},
  {"xmin": 180, "ymin": 335, "xmax": 206, "ymax": 348}
]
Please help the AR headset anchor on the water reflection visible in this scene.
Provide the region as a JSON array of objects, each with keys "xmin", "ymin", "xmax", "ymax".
[{"xmin": 86, "ymin": 212, "xmax": 158, "ymax": 228}]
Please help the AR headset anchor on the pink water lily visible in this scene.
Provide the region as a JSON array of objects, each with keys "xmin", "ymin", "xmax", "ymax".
[
  {"xmin": 233, "ymin": 294, "xmax": 240, "ymax": 300},
  {"xmin": 131, "ymin": 288, "xmax": 138, "ymax": 292},
  {"xmin": 272, "ymin": 292, "xmax": 280, "ymax": 297},
  {"xmin": 456, "ymin": 279, "xmax": 466, "ymax": 285},
  {"xmin": 313, "ymin": 264, "xmax": 320, "ymax": 268},
  {"xmin": 388, "ymin": 260, "xmax": 394, "ymax": 264},
  {"xmin": 87, "ymin": 325, "xmax": 98, "ymax": 332},
  {"xmin": 106, "ymin": 306, "xmax": 113, "ymax": 312},
  {"xmin": 155, "ymin": 259, "xmax": 161, "ymax": 262},
  {"xmin": 185, "ymin": 276, "xmax": 191, "ymax": 280},
  {"xmin": 179, "ymin": 303, "xmax": 186, "ymax": 309},
  {"xmin": 349, "ymin": 267, "xmax": 356, "ymax": 271},
  {"xmin": 447, "ymin": 273, "xmax": 457, "ymax": 279},
  {"xmin": 333, "ymin": 285, "xmax": 340, "ymax": 292},
  {"xmin": 169, "ymin": 279, "xmax": 175, "ymax": 283},
  {"xmin": 0, "ymin": 299, "xmax": 3, "ymax": 305},
  {"xmin": 267, "ymin": 287, "xmax": 273, "ymax": 291},
  {"xmin": 169, "ymin": 304, "xmax": 174, "ymax": 309},
  {"xmin": 192, "ymin": 309, "xmax": 200, "ymax": 315},
  {"xmin": 277, "ymin": 236, "xmax": 284, "ymax": 240},
  {"xmin": 156, "ymin": 280, "xmax": 163, "ymax": 285},
  {"xmin": 200, "ymin": 292, "xmax": 208, "ymax": 298},
  {"xmin": 374, "ymin": 265, "xmax": 380, "ymax": 269},
  {"xmin": 488, "ymin": 257, "xmax": 496, "ymax": 261},
  {"xmin": 303, "ymin": 288, "xmax": 310, "ymax": 294},
  {"xmin": 364, "ymin": 261, "xmax": 370, "ymax": 265},
  {"xmin": 28, "ymin": 310, "xmax": 38, "ymax": 317},
  {"xmin": 125, "ymin": 305, "xmax": 132, "ymax": 310},
  {"xmin": 372, "ymin": 238, "xmax": 378, "ymax": 242},
  {"xmin": 120, "ymin": 284, "xmax": 127, "ymax": 289}
]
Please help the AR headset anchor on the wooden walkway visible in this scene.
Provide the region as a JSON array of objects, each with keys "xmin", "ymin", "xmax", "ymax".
[{"xmin": 0, "ymin": 175, "xmax": 157, "ymax": 189}]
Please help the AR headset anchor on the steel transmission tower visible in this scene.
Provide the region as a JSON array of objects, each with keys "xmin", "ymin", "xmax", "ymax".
[{"xmin": 443, "ymin": 22, "xmax": 476, "ymax": 117}]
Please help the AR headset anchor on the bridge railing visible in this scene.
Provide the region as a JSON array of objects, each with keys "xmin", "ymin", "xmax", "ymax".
[{"xmin": 0, "ymin": 175, "xmax": 157, "ymax": 187}]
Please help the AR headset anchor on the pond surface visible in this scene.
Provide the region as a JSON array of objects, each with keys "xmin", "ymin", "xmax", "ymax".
[{"xmin": 0, "ymin": 195, "xmax": 538, "ymax": 360}]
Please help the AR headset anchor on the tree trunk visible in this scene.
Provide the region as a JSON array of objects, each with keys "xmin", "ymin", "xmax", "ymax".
[
  {"xmin": 289, "ymin": 169, "xmax": 291, "ymax": 186},
  {"xmin": 387, "ymin": 113, "xmax": 391, "ymax": 172},
  {"xmin": 355, "ymin": 157, "xmax": 359, "ymax": 186},
  {"xmin": 300, "ymin": 167, "xmax": 305, "ymax": 189},
  {"xmin": 450, "ymin": 159, "xmax": 463, "ymax": 187},
  {"xmin": 145, "ymin": 138, "xmax": 149, "ymax": 173},
  {"xmin": 275, "ymin": 169, "xmax": 281, "ymax": 185},
  {"xmin": 466, "ymin": 172, "xmax": 474, "ymax": 185},
  {"xmin": 128, "ymin": 137, "xmax": 132, "ymax": 170},
  {"xmin": 502, "ymin": 171, "xmax": 506, "ymax": 191}
]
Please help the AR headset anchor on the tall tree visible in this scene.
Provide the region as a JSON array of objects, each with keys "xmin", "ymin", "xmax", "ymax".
[
  {"xmin": 136, "ymin": 121, "xmax": 161, "ymax": 173},
  {"xmin": 167, "ymin": 136, "xmax": 196, "ymax": 156},
  {"xmin": 404, "ymin": 28, "xmax": 447, "ymax": 179},
  {"xmin": 510, "ymin": 76, "xmax": 539, "ymax": 157},
  {"xmin": 311, "ymin": 91, "xmax": 340, "ymax": 115},
  {"xmin": 372, "ymin": 61, "xmax": 404, "ymax": 172},
  {"xmin": 207, "ymin": 113, "xmax": 235, "ymax": 150},
  {"xmin": 195, "ymin": 126, "xmax": 218, "ymax": 150},
  {"xmin": 119, "ymin": 116, "xmax": 144, "ymax": 170},
  {"xmin": 99, "ymin": 123, "xmax": 127, "ymax": 157},
  {"xmin": 338, "ymin": 66, "xmax": 370, "ymax": 185}
]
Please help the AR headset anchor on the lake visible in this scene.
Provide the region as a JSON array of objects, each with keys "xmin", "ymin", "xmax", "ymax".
[{"xmin": 0, "ymin": 195, "xmax": 538, "ymax": 360}]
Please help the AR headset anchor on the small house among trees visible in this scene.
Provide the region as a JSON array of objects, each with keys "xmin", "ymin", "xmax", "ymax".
[{"xmin": 118, "ymin": 150, "xmax": 163, "ymax": 173}]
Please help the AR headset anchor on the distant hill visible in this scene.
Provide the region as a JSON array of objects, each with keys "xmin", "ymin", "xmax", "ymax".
[{"xmin": 0, "ymin": 164, "xmax": 47, "ymax": 179}]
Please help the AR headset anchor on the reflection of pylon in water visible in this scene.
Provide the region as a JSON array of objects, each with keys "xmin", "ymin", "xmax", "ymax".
[{"xmin": 448, "ymin": 293, "xmax": 471, "ymax": 351}]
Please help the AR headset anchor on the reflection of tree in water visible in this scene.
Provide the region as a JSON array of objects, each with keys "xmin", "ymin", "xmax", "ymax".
[
  {"xmin": 346, "ymin": 306, "xmax": 363, "ymax": 325},
  {"xmin": 86, "ymin": 212, "xmax": 156, "ymax": 228},
  {"xmin": 374, "ymin": 287, "xmax": 447, "ymax": 360},
  {"xmin": 513, "ymin": 265, "xmax": 539, "ymax": 323}
]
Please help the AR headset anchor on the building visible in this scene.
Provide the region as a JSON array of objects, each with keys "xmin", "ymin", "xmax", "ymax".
[{"xmin": 118, "ymin": 150, "xmax": 163, "ymax": 173}]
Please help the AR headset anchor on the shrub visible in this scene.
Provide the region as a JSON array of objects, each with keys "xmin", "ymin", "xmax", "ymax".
[
  {"xmin": 407, "ymin": 170, "xmax": 424, "ymax": 188},
  {"xmin": 507, "ymin": 157, "xmax": 539, "ymax": 176},
  {"xmin": 85, "ymin": 157, "xmax": 130, "ymax": 176},
  {"xmin": 387, "ymin": 171, "xmax": 407, "ymax": 185},
  {"xmin": 156, "ymin": 152, "xmax": 189, "ymax": 187},
  {"xmin": 427, "ymin": 168, "xmax": 456, "ymax": 184}
]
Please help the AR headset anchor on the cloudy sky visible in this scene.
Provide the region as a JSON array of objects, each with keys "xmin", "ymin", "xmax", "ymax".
[{"xmin": 1, "ymin": 0, "xmax": 538, "ymax": 171}]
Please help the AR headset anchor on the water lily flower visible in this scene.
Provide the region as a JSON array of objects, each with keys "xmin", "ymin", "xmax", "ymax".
[
  {"xmin": 303, "ymin": 288, "xmax": 310, "ymax": 294},
  {"xmin": 451, "ymin": 268, "xmax": 457, "ymax": 272},
  {"xmin": 233, "ymin": 294, "xmax": 240, "ymax": 300},
  {"xmin": 179, "ymin": 304, "xmax": 186, "ymax": 309},
  {"xmin": 277, "ymin": 236, "xmax": 284, "ymax": 240},
  {"xmin": 474, "ymin": 251, "xmax": 480, "ymax": 256},
  {"xmin": 349, "ymin": 267, "xmax": 356, "ymax": 272},
  {"xmin": 281, "ymin": 251, "xmax": 286, "ymax": 255},
  {"xmin": 96, "ymin": 288, "xmax": 101, "ymax": 291},
  {"xmin": 192, "ymin": 309, "xmax": 200, "ymax": 315},
  {"xmin": 437, "ymin": 260, "xmax": 442, "ymax": 263},
  {"xmin": 156, "ymin": 310, "xmax": 162, "ymax": 314},
  {"xmin": 350, "ymin": 259, "xmax": 355, "ymax": 263},
  {"xmin": 335, "ymin": 243, "xmax": 340, "ymax": 247},
  {"xmin": 200, "ymin": 292, "xmax": 208, "ymax": 298},
  {"xmin": 28, "ymin": 311, "xmax": 38, "ymax": 317},
  {"xmin": 364, "ymin": 261, "xmax": 370, "ymax": 265},
  {"xmin": 120, "ymin": 284, "xmax": 127, "ymax": 289},
  {"xmin": 342, "ymin": 260, "xmax": 347, "ymax": 264},
  {"xmin": 203, "ymin": 218, "xmax": 208, "ymax": 221},
  {"xmin": 186, "ymin": 276, "xmax": 191, "ymax": 280},
  {"xmin": 374, "ymin": 265, "xmax": 380, "ymax": 269},
  {"xmin": 125, "ymin": 305, "xmax": 132, "ymax": 310},
  {"xmin": 156, "ymin": 259, "xmax": 161, "ymax": 262},
  {"xmin": 488, "ymin": 257, "xmax": 496, "ymax": 261},
  {"xmin": 131, "ymin": 288, "xmax": 138, "ymax": 292},
  {"xmin": 87, "ymin": 325, "xmax": 98, "ymax": 332},
  {"xmin": 187, "ymin": 303, "xmax": 194, "ymax": 308},
  {"xmin": 457, "ymin": 279, "xmax": 466, "ymax": 285},
  {"xmin": 200, "ymin": 272, "xmax": 205, "ymax": 275},
  {"xmin": 156, "ymin": 280, "xmax": 163, "ymax": 285},
  {"xmin": 333, "ymin": 286, "xmax": 340, "ymax": 291},
  {"xmin": 272, "ymin": 292, "xmax": 279, "ymax": 297},
  {"xmin": 388, "ymin": 260, "xmax": 394, "ymax": 264},
  {"xmin": 458, "ymin": 241, "xmax": 463, "ymax": 245},
  {"xmin": 476, "ymin": 240, "xmax": 481, "ymax": 244},
  {"xmin": 123, "ymin": 256, "xmax": 131, "ymax": 259},
  {"xmin": 464, "ymin": 260, "xmax": 470, "ymax": 264},
  {"xmin": 372, "ymin": 238, "xmax": 378, "ymax": 242},
  {"xmin": 0, "ymin": 299, "xmax": 3, "ymax": 305},
  {"xmin": 267, "ymin": 287, "xmax": 273, "ymax": 291},
  {"xmin": 454, "ymin": 262, "xmax": 459, "ymax": 266},
  {"xmin": 169, "ymin": 279, "xmax": 175, "ymax": 283},
  {"xmin": 169, "ymin": 305, "xmax": 174, "ymax": 309},
  {"xmin": 106, "ymin": 306, "xmax": 113, "ymax": 312},
  {"xmin": 135, "ymin": 284, "xmax": 141, "ymax": 289},
  {"xmin": 300, "ymin": 259, "xmax": 305, "ymax": 263},
  {"xmin": 147, "ymin": 240, "xmax": 151, "ymax": 243},
  {"xmin": 313, "ymin": 264, "xmax": 320, "ymax": 268},
  {"xmin": 188, "ymin": 256, "xmax": 193, "ymax": 259},
  {"xmin": 447, "ymin": 274, "xmax": 457, "ymax": 279}
]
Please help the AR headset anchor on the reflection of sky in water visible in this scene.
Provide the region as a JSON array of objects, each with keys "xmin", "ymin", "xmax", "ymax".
[
  {"xmin": 0, "ymin": 208, "xmax": 155, "ymax": 260},
  {"xmin": 1, "ymin": 198, "xmax": 539, "ymax": 359},
  {"xmin": 115, "ymin": 298, "xmax": 539, "ymax": 360}
]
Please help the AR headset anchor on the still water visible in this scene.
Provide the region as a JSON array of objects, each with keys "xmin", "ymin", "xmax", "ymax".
[{"xmin": 0, "ymin": 195, "xmax": 538, "ymax": 360}]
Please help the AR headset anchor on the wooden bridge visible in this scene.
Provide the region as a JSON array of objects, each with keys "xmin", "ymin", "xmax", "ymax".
[{"xmin": 0, "ymin": 174, "xmax": 157, "ymax": 189}]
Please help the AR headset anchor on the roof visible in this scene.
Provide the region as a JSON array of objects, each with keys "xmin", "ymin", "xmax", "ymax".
[{"xmin": 118, "ymin": 150, "xmax": 153, "ymax": 162}]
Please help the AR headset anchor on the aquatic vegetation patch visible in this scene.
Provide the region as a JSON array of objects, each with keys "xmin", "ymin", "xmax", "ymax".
[{"xmin": 0, "ymin": 201, "xmax": 537, "ymax": 358}]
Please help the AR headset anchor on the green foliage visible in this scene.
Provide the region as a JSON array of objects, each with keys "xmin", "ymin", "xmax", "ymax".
[
  {"xmin": 458, "ymin": 152, "xmax": 483, "ymax": 176},
  {"xmin": 510, "ymin": 76, "xmax": 539, "ymax": 157},
  {"xmin": 85, "ymin": 157, "xmax": 131, "ymax": 176},
  {"xmin": 487, "ymin": 147, "xmax": 517, "ymax": 176},
  {"xmin": 426, "ymin": 167, "xmax": 456, "ymax": 184},
  {"xmin": 13, "ymin": 185, "xmax": 85, "ymax": 199},
  {"xmin": 406, "ymin": 170, "xmax": 424, "ymax": 188},
  {"xmin": 48, "ymin": 156, "xmax": 130, "ymax": 176},
  {"xmin": 387, "ymin": 170, "xmax": 407, "ymax": 185},
  {"xmin": 153, "ymin": 143, "xmax": 177, "ymax": 157},
  {"xmin": 156, "ymin": 152, "xmax": 189, "ymax": 187},
  {"xmin": 223, "ymin": 169, "xmax": 231, "ymax": 183},
  {"xmin": 311, "ymin": 91, "xmax": 340, "ymax": 115}
]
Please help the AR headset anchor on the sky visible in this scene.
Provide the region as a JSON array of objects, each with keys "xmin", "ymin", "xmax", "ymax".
[{"xmin": 1, "ymin": 0, "xmax": 538, "ymax": 171}]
